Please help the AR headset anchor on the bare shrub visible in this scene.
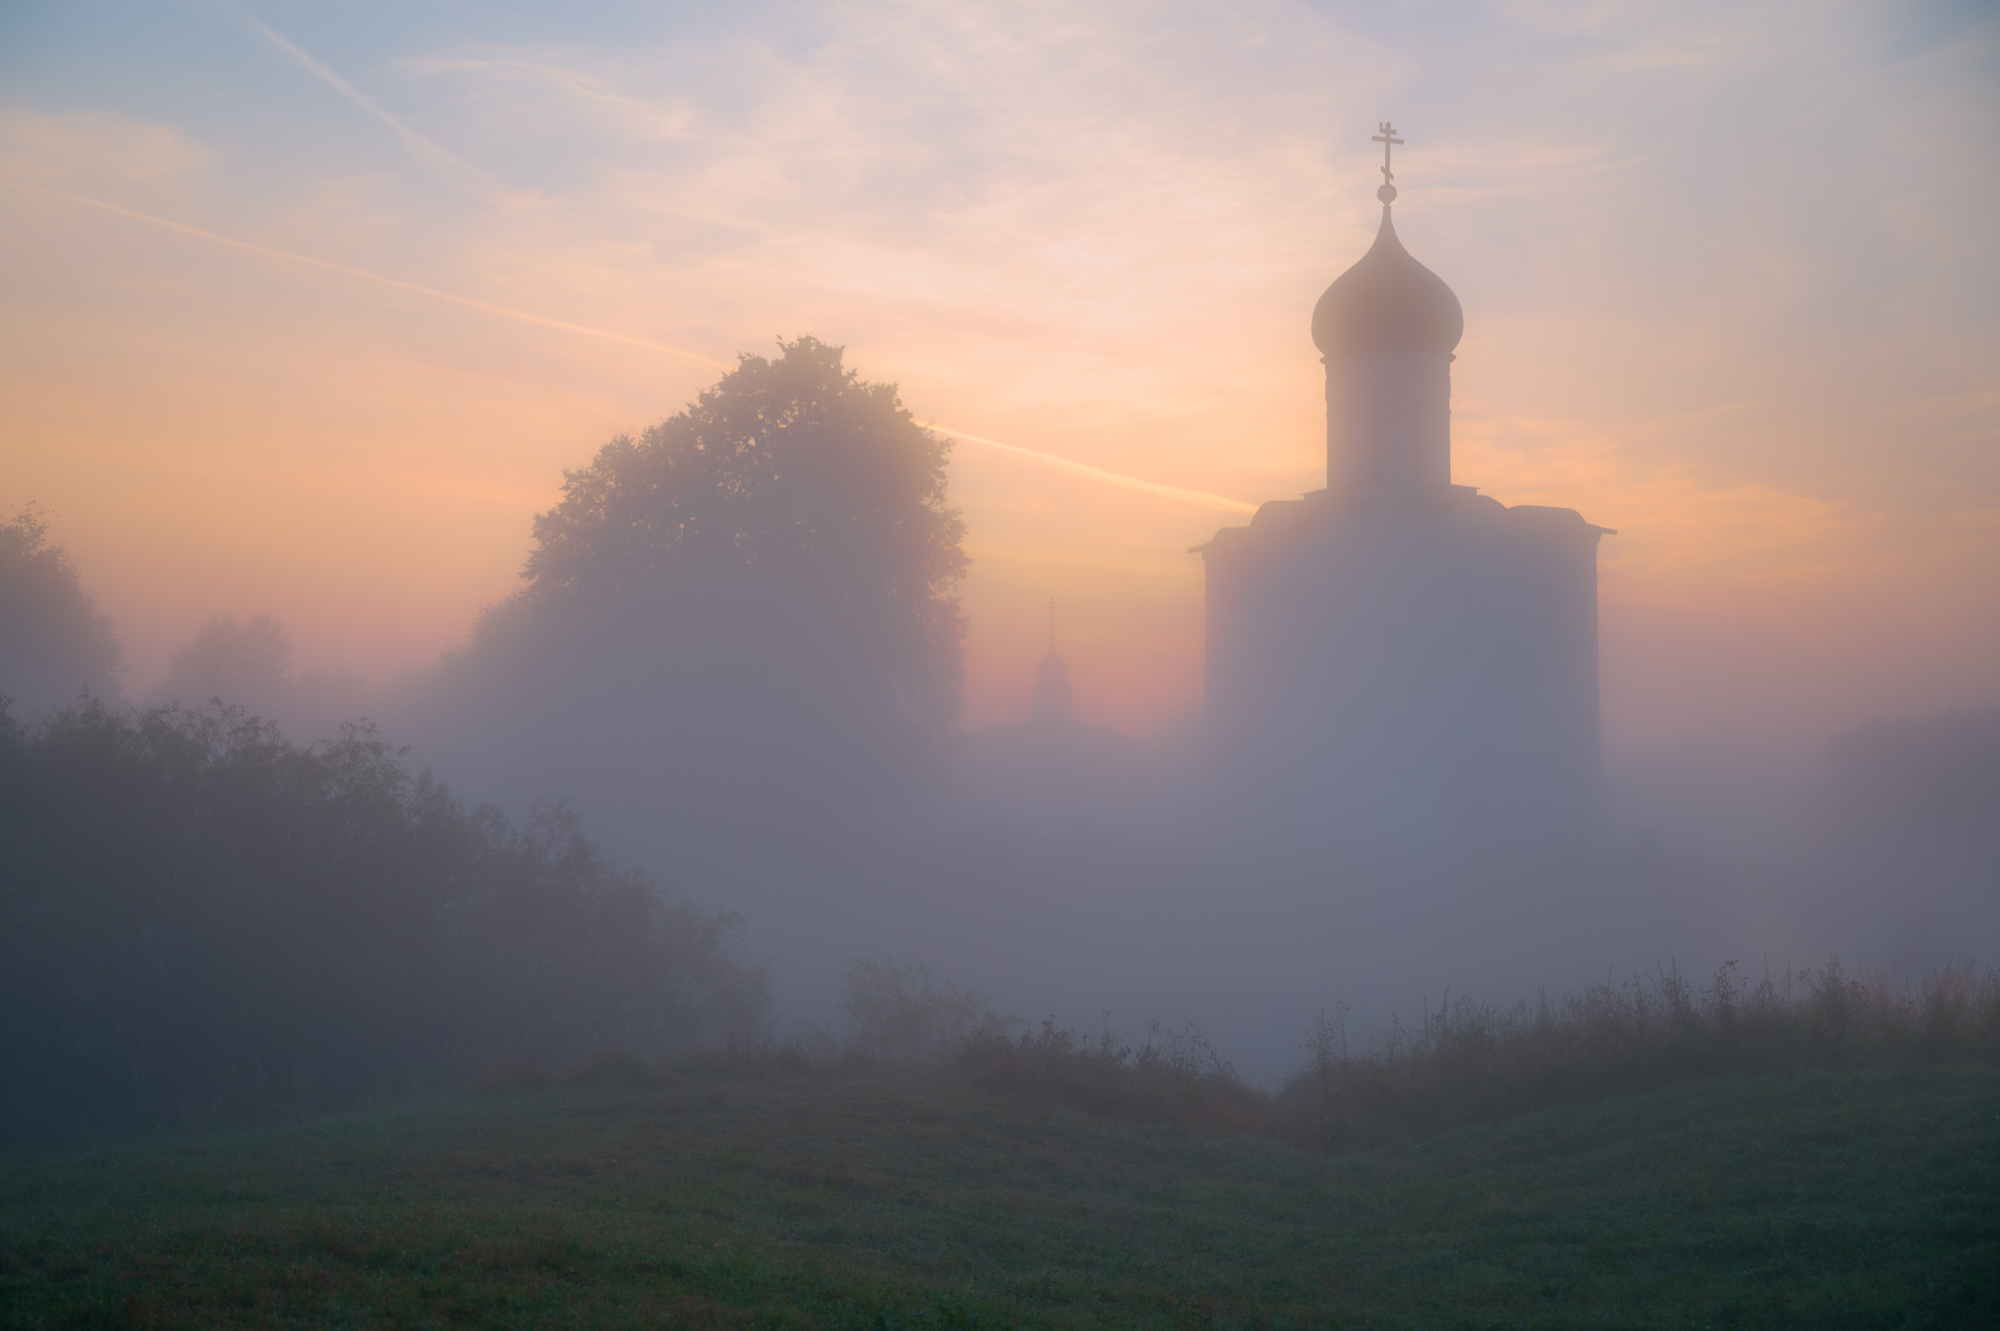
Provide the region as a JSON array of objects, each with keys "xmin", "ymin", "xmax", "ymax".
[
  {"xmin": 839, "ymin": 958, "xmax": 1006, "ymax": 1065},
  {"xmin": 960, "ymin": 1015, "xmax": 1269, "ymax": 1136}
]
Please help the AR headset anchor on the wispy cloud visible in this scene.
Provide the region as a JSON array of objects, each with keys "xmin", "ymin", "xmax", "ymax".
[
  {"xmin": 14, "ymin": 181, "xmax": 1254, "ymax": 515},
  {"xmin": 0, "ymin": 109, "xmax": 210, "ymax": 186},
  {"xmin": 5, "ymin": 182, "xmax": 725, "ymax": 365},
  {"xmin": 8, "ymin": 0, "xmax": 1997, "ymax": 736},
  {"xmin": 395, "ymin": 58, "xmax": 696, "ymax": 140}
]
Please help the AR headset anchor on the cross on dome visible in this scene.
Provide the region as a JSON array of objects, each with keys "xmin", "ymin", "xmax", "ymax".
[
  {"xmin": 1372, "ymin": 121, "xmax": 1404, "ymax": 204},
  {"xmin": 1310, "ymin": 123, "xmax": 1463, "ymax": 358}
]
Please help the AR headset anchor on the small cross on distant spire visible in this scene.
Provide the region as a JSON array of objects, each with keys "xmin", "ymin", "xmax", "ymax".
[
  {"xmin": 1372, "ymin": 121, "xmax": 1404, "ymax": 205},
  {"xmin": 1045, "ymin": 595, "xmax": 1058, "ymax": 651}
]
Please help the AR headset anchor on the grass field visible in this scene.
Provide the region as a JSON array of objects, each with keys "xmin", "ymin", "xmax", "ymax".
[{"xmin": 3, "ymin": 1059, "xmax": 1996, "ymax": 1329}]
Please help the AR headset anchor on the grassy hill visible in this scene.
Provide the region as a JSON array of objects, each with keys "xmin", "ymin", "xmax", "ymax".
[{"xmin": 4, "ymin": 1058, "xmax": 1995, "ymax": 1329}]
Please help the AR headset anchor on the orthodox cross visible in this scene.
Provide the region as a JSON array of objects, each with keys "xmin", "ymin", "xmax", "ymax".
[
  {"xmin": 1372, "ymin": 121, "xmax": 1404, "ymax": 203},
  {"xmin": 1372, "ymin": 121, "xmax": 1403, "ymax": 183},
  {"xmin": 1045, "ymin": 595, "xmax": 1059, "ymax": 650}
]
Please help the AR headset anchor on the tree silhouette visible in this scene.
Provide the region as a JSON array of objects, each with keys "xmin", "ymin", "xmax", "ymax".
[
  {"xmin": 0, "ymin": 695, "xmax": 770, "ymax": 1150},
  {"xmin": 0, "ymin": 506, "xmax": 122, "ymax": 713},
  {"xmin": 155, "ymin": 612, "xmax": 291, "ymax": 704},
  {"xmin": 519, "ymin": 336, "xmax": 966, "ymax": 737},
  {"xmin": 416, "ymin": 337, "xmax": 968, "ymax": 846},
  {"xmin": 152, "ymin": 612, "xmax": 369, "ymax": 744}
]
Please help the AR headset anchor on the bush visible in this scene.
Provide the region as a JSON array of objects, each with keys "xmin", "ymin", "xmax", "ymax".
[
  {"xmin": 0, "ymin": 697, "xmax": 769, "ymax": 1149},
  {"xmin": 961, "ymin": 1017, "xmax": 1271, "ymax": 1137},
  {"xmin": 838, "ymin": 958, "xmax": 1000, "ymax": 1065}
]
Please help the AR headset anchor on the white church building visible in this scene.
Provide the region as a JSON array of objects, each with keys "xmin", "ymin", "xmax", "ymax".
[{"xmin": 1197, "ymin": 127, "xmax": 1612, "ymax": 845}]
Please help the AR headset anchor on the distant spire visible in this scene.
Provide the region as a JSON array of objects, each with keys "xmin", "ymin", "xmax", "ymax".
[
  {"xmin": 1033, "ymin": 595, "xmax": 1072, "ymax": 723},
  {"xmin": 1372, "ymin": 121, "xmax": 1404, "ymax": 206}
]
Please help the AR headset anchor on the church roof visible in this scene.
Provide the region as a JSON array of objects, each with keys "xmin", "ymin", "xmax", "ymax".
[{"xmin": 1311, "ymin": 207, "xmax": 1464, "ymax": 358}]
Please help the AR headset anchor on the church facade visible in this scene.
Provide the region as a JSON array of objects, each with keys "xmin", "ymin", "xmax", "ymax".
[{"xmin": 1197, "ymin": 133, "xmax": 1612, "ymax": 845}]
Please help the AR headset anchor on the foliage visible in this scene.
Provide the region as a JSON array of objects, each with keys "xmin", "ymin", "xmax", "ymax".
[
  {"xmin": 0, "ymin": 505, "xmax": 123, "ymax": 713},
  {"xmin": 517, "ymin": 336, "xmax": 967, "ymax": 741},
  {"xmin": 158, "ymin": 610, "xmax": 293, "ymax": 699},
  {"xmin": 150, "ymin": 612, "xmax": 370, "ymax": 745},
  {"xmin": 424, "ymin": 338, "xmax": 969, "ymax": 843},
  {"xmin": 3, "ymin": 1056, "xmax": 1994, "ymax": 1327},
  {"xmin": 0, "ymin": 697, "xmax": 769, "ymax": 1150}
]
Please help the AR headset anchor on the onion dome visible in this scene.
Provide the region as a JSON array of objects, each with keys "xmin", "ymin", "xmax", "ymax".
[{"xmin": 1311, "ymin": 208, "xmax": 1463, "ymax": 357}]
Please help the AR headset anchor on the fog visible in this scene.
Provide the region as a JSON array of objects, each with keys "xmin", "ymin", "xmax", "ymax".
[
  {"xmin": 6, "ymin": 345, "xmax": 1995, "ymax": 1141},
  {"xmin": 3, "ymin": 3, "xmax": 1995, "ymax": 1145},
  {"xmin": 95, "ymin": 334, "xmax": 1993, "ymax": 1091}
]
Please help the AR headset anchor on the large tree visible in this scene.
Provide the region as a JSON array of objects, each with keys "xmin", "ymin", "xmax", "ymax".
[
  {"xmin": 0, "ymin": 506, "xmax": 123, "ymax": 713},
  {"xmin": 408, "ymin": 338, "xmax": 968, "ymax": 859},
  {"xmin": 516, "ymin": 335, "xmax": 967, "ymax": 741}
]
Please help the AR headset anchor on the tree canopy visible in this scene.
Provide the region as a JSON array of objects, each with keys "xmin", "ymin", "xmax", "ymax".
[
  {"xmin": 406, "ymin": 338, "xmax": 969, "ymax": 856},
  {"xmin": 158, "ymin": 611, "xmax": 293, "ymax": 703},
  {"xmin": 0, "ymin": 506, "xmax": 123, "ymax": 713},
  {"xmin": 512, "ymin": 335, "xmax": 966, "ymax": 739},
  {"xmin": 152, "ymin": 612, "xmax": 370, "ymax": 745}
]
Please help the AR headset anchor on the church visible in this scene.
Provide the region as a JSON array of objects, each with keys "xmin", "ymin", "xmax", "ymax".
[{"xmin": 1197, "ymin": 126, "xmax": 1612, "ymax": 845}]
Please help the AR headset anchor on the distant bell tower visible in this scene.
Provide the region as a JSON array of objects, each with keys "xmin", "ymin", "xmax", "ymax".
[
  {"xmin": 1032, "ymin": 595, "xmax": 1073, "ymax": 724},
  {"xmin": 1195, "ymin": 125, "xmax": 1613, "ymax": 846}
]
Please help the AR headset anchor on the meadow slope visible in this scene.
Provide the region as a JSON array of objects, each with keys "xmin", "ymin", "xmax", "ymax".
[{"xmin": 3, "ymin": 1059, "xmax": 1996, "ymax": 1329}]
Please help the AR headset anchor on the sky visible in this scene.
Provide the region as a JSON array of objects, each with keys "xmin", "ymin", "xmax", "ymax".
[{"xmin": 3, "ymin": 0, "xmax": 1996, "ymax": 769}]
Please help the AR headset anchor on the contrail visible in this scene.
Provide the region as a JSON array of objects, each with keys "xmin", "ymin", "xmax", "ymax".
[
  {"xmin": 12, "ymin": 183, "xmax": 1257, "ymax": 514},
  {"xmin": 922, "ymin": 424, "xmax": 1257, "ymax": 514},
  {"xmin": 236, "ymin": 6, "xmax": 513, "ymax": 206},
  {"xmin": 6, "ymin": 184, "xmax": 728, "ymax": 368}
]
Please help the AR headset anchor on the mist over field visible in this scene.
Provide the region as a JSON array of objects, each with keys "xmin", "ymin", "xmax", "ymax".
[
  {"xmin": 8, "ymin": 339, "xmax": 1993, "ymax": 1106},
  {"xmin": 3, "ymin": 0, "xmax": 1997, "ymax": 1140}
]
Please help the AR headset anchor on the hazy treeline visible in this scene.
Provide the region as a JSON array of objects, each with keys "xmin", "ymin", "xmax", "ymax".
[
  {"xmin": 149, "ymin": 611, "xmax": 370, "ymax": 747},
  {"xmin": 0, "ymin": 506, "xmax": 122, "ymax": 715},
  {"xmin": 0, "ymin": 697, "xmax": 768, "ymax": 1151}
]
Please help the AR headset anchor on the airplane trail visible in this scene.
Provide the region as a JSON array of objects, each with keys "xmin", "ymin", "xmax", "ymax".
[
  {"xmin": 10, "ymin": 183, "xmax": 1257, "ymax": 514},
  {"xmin": 922, "ymin": 425, "xmax": 1257, "ymax": 514},
  {"xmin": 236, "ymin": 6, "xmax": 513, "ymax": 207}
]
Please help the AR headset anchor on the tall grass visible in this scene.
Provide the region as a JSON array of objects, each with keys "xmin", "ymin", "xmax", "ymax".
[
  {"xmin": 946, "ymin": 958, "xmax": 2000, "ymax": 1148},
  {"xmin": 1276, "ymin": 958, "xmax": 2000, "ymax": 1144},
  {"xmin": 478, "ymin": 955, "xmax": 2000, "ymax": 1152}
]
